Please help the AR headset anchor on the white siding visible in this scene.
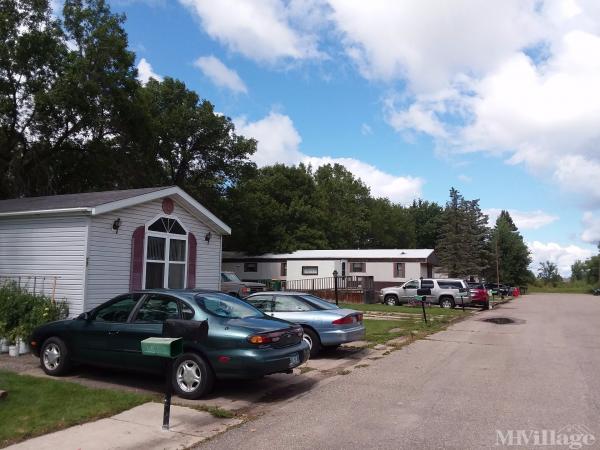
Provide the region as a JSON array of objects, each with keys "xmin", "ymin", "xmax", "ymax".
[
  {"xmin": 86, "ymin": 199, "xmax": 222, "ymax": 309},
  {"xmin": 222, "ymin": 261, "xmax": 283, "ymax": 281},
  {"xmin": 354, "ymin": 261, "xmax": 422, "ymax": 283},
  {"xmin": 287, "ymin": 260, "xmax": 342, "ymax": 280},
  {"xmin": 0, "ymin": 214, "xmax": 88, "ymax": 316}
]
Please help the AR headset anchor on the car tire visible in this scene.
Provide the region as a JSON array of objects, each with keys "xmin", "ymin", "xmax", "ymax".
[
  {"xmin": 439, "ymin": 297, "xmax": 455, "ymax": 309},
  {"xmin": 172, "ymin": 352, "xmax": 214, "ymax": 400},
  {"xmin": 384, "ymin": 295, "xmax": 399, "ymax": 306},
  {"xmin": 302, "ymin": 327, "xmax": 321, "ymax": 358},
  {"xmin": 40, "ymin": 337, "xmax": 72, "ymax": 376}
]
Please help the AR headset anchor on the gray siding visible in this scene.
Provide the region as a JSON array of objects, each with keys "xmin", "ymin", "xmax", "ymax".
[
  {"xmin": 0, "ymin": 214, "xmax": 88, "ymax": 316},
  {"xmin": 86, "ymin": 199, "xmax": 222, "ymax": 309}
]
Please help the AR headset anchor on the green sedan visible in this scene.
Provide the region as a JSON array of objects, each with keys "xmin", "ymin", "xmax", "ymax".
[{"xmin": 30, "ymin": 290, "xmax": 310, "ymax": 399}]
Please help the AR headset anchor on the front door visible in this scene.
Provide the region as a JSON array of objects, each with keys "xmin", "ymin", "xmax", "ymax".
[
  {"xmin": 70, "ymin": 294, "xmax": 141, "ymax": 364},
  {"xmin": 110, "ymin": 293, "xmax": 183, "ymax": 371}
]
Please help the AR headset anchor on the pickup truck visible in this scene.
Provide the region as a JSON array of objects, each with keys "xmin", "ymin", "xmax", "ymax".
[{"xmin": 221, "ymin": 271, "xmax": 265, "ymax": 298}]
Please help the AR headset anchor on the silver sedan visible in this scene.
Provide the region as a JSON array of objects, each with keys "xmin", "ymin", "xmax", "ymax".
[{"xmin": 244, "ymin": 291, "xmax": 365, "ymax": 357}]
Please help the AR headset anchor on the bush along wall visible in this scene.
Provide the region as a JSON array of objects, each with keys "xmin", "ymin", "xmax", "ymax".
[{"xmin": 0, "ymin": 282, "xmax": 69, "ymax": 352}]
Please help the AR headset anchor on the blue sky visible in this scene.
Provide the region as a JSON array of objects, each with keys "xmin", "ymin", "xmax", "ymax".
[{"xmin": 107, "ymin": 0, "xmax": 600, "ymax": 275}]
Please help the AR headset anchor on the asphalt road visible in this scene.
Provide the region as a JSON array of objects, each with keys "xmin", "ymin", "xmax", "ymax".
[{"xmin": 202, "ymin": 294, "xmax": 600, "ymax": 450}]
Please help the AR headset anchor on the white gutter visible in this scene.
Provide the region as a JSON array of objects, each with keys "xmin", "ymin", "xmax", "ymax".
[{"xmin": 0, "ymin": 207, "xmax": 92, "ymax": 218}]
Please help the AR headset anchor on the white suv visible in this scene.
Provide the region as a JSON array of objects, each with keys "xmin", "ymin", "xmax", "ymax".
[{"xmin": 379, "ymin": 278, "xmax": 470, "ymax": 308}]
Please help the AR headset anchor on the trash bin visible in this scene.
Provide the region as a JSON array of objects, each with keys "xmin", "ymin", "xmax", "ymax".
[{"xmin": 272, "ymin": 280, "xmax": 282, "ymax": 291}]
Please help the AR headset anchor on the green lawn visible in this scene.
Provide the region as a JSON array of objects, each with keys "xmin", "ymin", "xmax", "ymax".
[
  {"xmin": 352, "ymin": 302, "xmax": 471, "ymax": 345},
  {"xmin": 0, "ymin": 371, "xmax": 153, "ymax": 447},
  {"xmin": 527, "ymin": 284, "xmax": 597, "ymax": 294},
  {"xmin": 340, "ymin": 302, "xmax": 469, "ymax": 317}
]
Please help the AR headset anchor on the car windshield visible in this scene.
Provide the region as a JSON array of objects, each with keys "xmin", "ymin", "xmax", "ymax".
[
  {"xmin": 299, "ymin": 295, "xmax": 340, "ymax": 310},
  {"xmin": 222, "ymin": 272, "xmax": 241, "ymax": 282},
  {"xmin": 195, "ymin": 292, "xmax": 262, "ymax": 319}
]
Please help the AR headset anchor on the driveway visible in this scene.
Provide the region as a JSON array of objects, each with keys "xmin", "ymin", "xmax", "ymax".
[{"xmin": 201, "ymin": 293, "xmax": 600, "ymax": 449}]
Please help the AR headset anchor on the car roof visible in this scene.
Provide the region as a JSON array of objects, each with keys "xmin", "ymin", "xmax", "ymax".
[{"xmin": 247, "ymin": 291, "xmax": 309, "ymax": 296}]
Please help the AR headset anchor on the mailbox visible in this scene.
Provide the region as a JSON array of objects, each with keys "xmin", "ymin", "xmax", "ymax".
[{"xmin": 141, "ymin": 337, "xmax": 183, "ymax": 358}]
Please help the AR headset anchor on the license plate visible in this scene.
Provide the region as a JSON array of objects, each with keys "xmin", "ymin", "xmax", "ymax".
[{"xmin": 289, "ymin": 353, "xmax": 300, "ymax": 367}]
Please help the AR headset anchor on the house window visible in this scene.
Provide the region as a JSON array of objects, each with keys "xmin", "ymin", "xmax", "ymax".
[
  {"xmin": 350, "ymin": 262, "xmax": 365, "ymax": 273},
  {"xmin": 244, "ymin": 262, "xmax": 258, "ymax": 272},
  {"xmin": 302, "ymin": 266, "xmax": 319, "ymax": 276},
  {"xmin": 394, "ymin": 262, "xmax": 406, "ymax": 278},
  {"xmin": 144, "ymin": 216, "xmax": 187, "ymax": 289},
  {"xmin": 280, "ymin": 262, "xmax": 287, "ymax": 277}
]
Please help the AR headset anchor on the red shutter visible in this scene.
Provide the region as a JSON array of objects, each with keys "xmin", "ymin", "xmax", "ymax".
[
  {"xmin": 187, "ymin": 232, "xmax": 197, "ymax": 288},
  {"xmin": 130, "ymin": 226, "xmax": 145, "ymax": 290}
]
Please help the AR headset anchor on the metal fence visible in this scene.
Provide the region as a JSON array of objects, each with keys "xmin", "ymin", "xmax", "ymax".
[
  {"xmin": 0, "ymin": 274, "xmax": 59, "ymax": 300},
  {"xmin": 247, "ymin": 275, "xmax": 376, "ymax": 304}
]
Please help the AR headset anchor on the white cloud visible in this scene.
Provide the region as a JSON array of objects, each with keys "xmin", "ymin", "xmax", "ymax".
[
  {"xmin": 529, "ymin": 241, "xmax": 594, "ymax": 276},
  {"xmin": 234, "ymin": 112, "xmax": 423, "ymax": 203},
  {"xmin": 194, "ymin": 56, "xmax": 247, "ymax": 93},
  {"xmin": 458, "ymin": 174, "xmax": 472, "ymax": 183},
  {"xmin": 234, "ymin": 112, "xmax": 304, "ymax": 167},
  {"xmin": 581, "ymin": 212, "xmax": 600, "ymax": 243},
  {"xmin": 325, "ymin": 1, "xmax": 600, "ymax": 206},
  {"xmin": 485, "ymin": 209, "xmax": 559, "ymax": 230},
  {"xmin": 328, "ymin": 0, "xmax": 544, "ymax": 91},
  {"xmin": 360, "ymin": 123, "xmax": 372, "ymax": 136},
  {"xmin": 136, "ymin": 58, "xmax": 163, "ymax": 84},
  {"xmin": 179, "ymin": 0, "xmax": 323, "ymax": 63}
]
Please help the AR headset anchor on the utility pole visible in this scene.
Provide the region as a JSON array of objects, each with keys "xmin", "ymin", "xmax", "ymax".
[{"xmin": 496, "ymin": 238, "xmax": 500, "ymax": 290}]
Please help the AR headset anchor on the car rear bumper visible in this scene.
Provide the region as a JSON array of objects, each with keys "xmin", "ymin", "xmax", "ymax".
[
  {"xmin": 211, "ymin": 341, "xmax": 310, "ymax": 379},
  {"xmin": 318, "ymin": 324, "xmax": 366, "ymax": 346}
]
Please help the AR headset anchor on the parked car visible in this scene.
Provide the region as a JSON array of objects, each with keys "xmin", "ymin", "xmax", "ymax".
[
  {"xmin": 466, "ymin": 282, "xmax": 490, "ymax": 308},
  {"xmin": 244, "ymin": 291, "xmax": 365, "ymax": 357},
  {"xmin": 221, "ymin": 271, "xmax": 265, "ymax": 297},
  {"xmin": 30, "ymin": 290, "xmax": 309, "ymax": 399},
  {"xmin": 379, "ymin": 278, "xmax": 477, "ymax": 309},
  {"xmin": 484, "ymin": 283, "xmax": 511, "ymax": 296}
]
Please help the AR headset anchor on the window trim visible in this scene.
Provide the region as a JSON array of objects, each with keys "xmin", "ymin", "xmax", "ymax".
[
  {"xmin": 350, "ymin": 262, "xmax": 365, "ymax": 273},
  {"xmin": 142, "ymin": 214, "xmax": 188, "ymax": 289},
  {"xmin": 393, "ymin": 262, "xmax": 406, "ymax": 278},
  {"xmin": 302, "ymin": 266, "xmax": 319, "ymax": 276},
  {"xmin": 280, "ymin": 262, "xmax": 287, "ymax": 277}
]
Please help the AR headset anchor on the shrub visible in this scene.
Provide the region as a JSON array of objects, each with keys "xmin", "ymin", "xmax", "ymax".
[{"xmin": 0, "ymin": 282, "xmax": 69, "ymax": 343}]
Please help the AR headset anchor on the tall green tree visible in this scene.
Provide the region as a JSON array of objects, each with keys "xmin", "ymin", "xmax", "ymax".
[
  {"xmin": 538, "ymin": 260, "xmax": 561, "ymax": 284},
  {"xmin": 485, "ymin": 210, "xmax": 531, "ymax": 285},
  {"xmin": 366, "ymin": 197, "xmax": 415, "ymax": 249},
  {"xmin": 224, "ymin": 164, "xmax": 328, "ymax": 254},
  {"xmin": 408, "ymin": 199, "xmax": 443, "ymax": 248},
  {"xmin": 0, "ymin": 0, "xmax": 65, "ymax": 197},
  {"xmin": 312, "ymin": 164, "xmax": 371, "ymax": 248},
  {"xmin": 139, "ymin": 78, "xmax": 257, "ymax": 209}
]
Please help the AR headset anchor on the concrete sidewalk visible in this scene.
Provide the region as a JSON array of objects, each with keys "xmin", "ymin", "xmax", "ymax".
[{"xmin": 7, "ymin": 402, "xmax": 242, "ymax": 450}]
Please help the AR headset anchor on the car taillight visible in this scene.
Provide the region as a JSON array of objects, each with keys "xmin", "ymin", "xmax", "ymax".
[
  {"xmin": 332, "ymin": 315, "xmax": 356, "ymax": 325},
  {"xmin": 241, "ymin": 287, "xmax": 250, "ymax": 295},
  {"xmin": 248, "ymin": 327, "xmax": 303, "ymax": 345}
]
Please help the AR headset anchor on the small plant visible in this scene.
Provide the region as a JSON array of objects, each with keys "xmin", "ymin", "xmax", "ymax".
[
  {"xmin": 337, "ymin": 369, "xmax": 351, "ymax": 375},
  {"xmin": 299, "ymin": 366, "xmax": 316, "ymax": 374}
]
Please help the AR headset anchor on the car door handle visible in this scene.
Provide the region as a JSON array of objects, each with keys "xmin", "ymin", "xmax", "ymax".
[{"xmin": 108, "ymin": 331, "xmax": 120, "ymax": 336}]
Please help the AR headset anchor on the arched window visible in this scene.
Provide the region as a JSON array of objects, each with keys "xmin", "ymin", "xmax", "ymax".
[{"xmin": 144, "ymin": 216, "xmax": 188, "ymax": 289}]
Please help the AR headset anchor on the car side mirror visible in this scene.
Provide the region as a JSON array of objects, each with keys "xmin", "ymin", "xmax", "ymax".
[
  {"xmin": 78, "ymin": 312, "xmax": 92, "ymax": 321},
  {"xmin": 403, "ymin": 286, "xmax": 406, "ymax": 289}
]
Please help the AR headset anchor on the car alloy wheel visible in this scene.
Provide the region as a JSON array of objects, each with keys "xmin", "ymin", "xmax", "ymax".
[
  {"xmin": 440, "ymin": 298, "xmax": 454, "ymax": 309},
  {"xmin": 176, "ymin": 359, "xmax": 202, "ymax": 393},
  {"xmin": 385, "ymin": 296, "xmax": 397, "ymax": 306},
  {"xmin": 43, "ymin": 343, "xmax": 61, "ymax": 371}
]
